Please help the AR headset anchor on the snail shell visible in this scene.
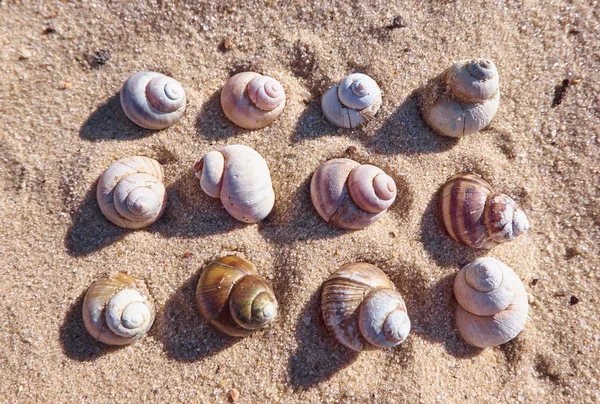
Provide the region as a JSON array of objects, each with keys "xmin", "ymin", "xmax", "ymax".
[
  {"xmin": 438, "ymin": 174, "xmax": 529, "ymax": 249},
  {"xmin": 193, "ymin": 145, "xmax": 274, "ymax": 223},
  {"xmin": 82, "ymin": 272, "xmax": 156, "ymax": 345},
  {"xmin": 120, "ymin": 71, "xmax": 186, "ymax": 130},
  {"xmin": 421, "ymin": 59, "xmax": 500, "ymax": 137},
  {"xmin": 321, "ymin": 263, "xmax": 410, "ymax": 351},
  {"xmin": 321, "ymin": 73, "xmax": 383, "ymax": 128},
  {"xmin": 454, "ymin": 257, "xmax": 528, "ymax": 348},
  {"xmin": 310, "ymin": 158, "xmax": 397, "ymax": 230},
  {"xmin": 97, "ymin": 156, "xmax": 167, "ymax": 229},
  {"xmin": 196, "ymin": 256, "xmax": 278, "ymax": 337},
  {"xmin": 221, "ymin": 72, "xmax": 286, "ymax": 129}
]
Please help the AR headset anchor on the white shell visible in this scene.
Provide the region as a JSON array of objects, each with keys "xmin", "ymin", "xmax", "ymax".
[
  {"xmin": 193, "ymin": 145, "xmax": 274, "ymax": 223},
  {"xmin": 82, "ymin": 273, "xmax": 155, "ymax": 345},
  {"xmin": 321, "ymin": 73, "xmax": 382, "ymax": 128},
  {"xmin": 120, "ymin": 71, "xmax": 186, "ymax": 130},
  {"xmin": 454, "ymin": 257, "xmax": 528, "ymax": 348},
  {"xmin": 97, "ymin": 156, "xmax": 167, "ymax": 229}
]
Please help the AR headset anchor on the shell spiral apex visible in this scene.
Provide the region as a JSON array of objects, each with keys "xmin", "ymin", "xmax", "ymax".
[
  {"xmin": 120, "ymin": 71, "xmax": 186, "ymax": 130},
  {"xmin": 310, "ymin": 158, "xmax": 396, "ymax": 230},
  {"xmin": 454, "ymin": 257, "xmax": 528, "ymax": 348},
  {"xmin": 322, "ymin": 73, "xmax": 382, "ymax": 128},
  {"xmin": 321, "ymin": 263, "xmax": 410, "ymax": 351}
]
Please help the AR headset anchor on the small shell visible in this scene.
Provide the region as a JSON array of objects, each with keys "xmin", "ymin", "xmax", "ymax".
[
  {"xmin": 193, "ymin": 145, "xmax": 274, "ymax": 223},
  {"xmin": 120, "ymin": 71, "xmax": 186, "ymax": 130},
  {"xmin": 438, "ymin": 174, "xmax": 529, "ymax": 249},
  {"xmin": 321, "ymin": 73, "xmax": 382, "ymax": 128},
  {"xmin": 82, "ymin": 272, "xmax": 155, "ymax": 345},
  {"xmin": 454, "ymin": 257, "xmax": 528, "ymax": 348},
  {"xmin": 196, "ymin": 256, "xmax": 278, "ymax": 337},
  {"xmin": 221, "ymin": 72, "xmax": 286, "ymax": 129},
  {"xmin": 310, "ymin": 158, "xmax": 396, "ymax": 229},
  {"xmin": 421, "ymin": 59, "xmax": 500, "ymax": 137},
  {"xmin": 97, "ymin": 156, "xmax": 167, "ymax": 229},
  {"xmin": 321, "ymin": 263, "xmax": 410, "ymax": 351}
]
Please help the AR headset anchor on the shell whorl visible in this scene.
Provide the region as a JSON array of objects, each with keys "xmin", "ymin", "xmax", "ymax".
[
  {"xmin": 120, "ymin": 71, "xmax": 186, "ymax": 130},
  {"xmin": 97, "ymin": 156, "xmax": 167, "ymax": 229},
  {"xmin": 321, "ymin": 263, "xmax": 410, "ymax": 351},
  {"xmin": 438, "ymin": 174, "xmax": 529, "ymax": 249},
  {"xmin": 82, "ymin": 273, "xmax": 155, "ymax": 345},
  {"xmin": 221, "ymin": 72, "xmax": 286, "ymax": 129},
  {"xmin": 454, "ymin": 258, "xmax": 528, "ymax": 348},
  {"xmin": 321, "ymin": 73, "xmax": 382, "ymax": 128},
  {"xmin": 310, "ymin": 158, "xmax": 396, "ymax": 230},
  {"xmin": 193, "ymin": 145, "xmax": 274, "ymax": 223}
]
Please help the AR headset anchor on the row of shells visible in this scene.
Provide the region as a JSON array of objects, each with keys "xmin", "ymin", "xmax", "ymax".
[{"xmin": 84, "ymin": 255, "xmax": 527, "ymax": 350}]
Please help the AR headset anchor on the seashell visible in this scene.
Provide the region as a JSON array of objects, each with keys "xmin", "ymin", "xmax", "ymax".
[
  {"xmin": 438, "ymin": 174, "xmax": 529, "ymax": 249},
  {"xmin": 196, "ymin": 256, "xmax": 278, "ymax": 337},
  {"xmin": 97, "ymin": 156, "xmax": 167, "ymax": 229},
  {"xmin": 321, "ymin": 73, "xmax": 383, "ymax": 128},
  {"xmin": 82, "ymin": 272, "xmax": 155, "ymax": 345},
  {"xmin": 321, "ymin": 263, "xmax": 411, "ymax": 351},
  {"xmin": 454, "ymin": 257, "xmax": 528, "ymax": 348},
  {"xmin": 193, "ymin": 145, "xmax": 274, "ymax": 223},
  {"xmin": 120, "ymin": 71, "xmax": 187, "ymax": 130},
  {"xmin": 221, "ymin": 72, "xmax": 286, "ymax": 129},
  {"xmin": 310, "ymin": 158, "xmax": 397, "ymax": 230},
  {"xmin": 421, "ymin": 59, "xmax": 500, "ymax": 137}
]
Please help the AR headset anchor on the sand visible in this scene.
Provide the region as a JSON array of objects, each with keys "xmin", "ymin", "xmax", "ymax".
[{"xmin": 1, "ymin": 1, "xmax": 599, "ymax": 402}]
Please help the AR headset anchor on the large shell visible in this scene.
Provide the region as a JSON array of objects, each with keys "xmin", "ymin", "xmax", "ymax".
[
  {"xmin": 196, "ymin": 256, "xmax": 278, "ymax": 337},
  {"xmin": 97, "ymin": 156, "xmax": 167, "ymax": 229},
  {"xmin": 310, "ymin": 158, "xmax": 397, "ymax": 230},
  {"xmin": 193, "ymin": 145, "xmax": 275, "ymax": 223},
  {"xmin": 221, "ymin": 72, "xmax": 286, "ymax": 129},
  {"xmin": 82, "ymin": 272, "xmax": 156, "ymax": 345},
  {"xmin": 321, "ymin": 263, "xmax": 410, "ymax": 351},
  {"xmin": 438, "ymin": 174, "xmax": 529, "ymax": 249},
  {"xmin": 454, "ymin": 257, "xmax": 528, "ymax": 348},
  {"xmin": 321, "ymin": 73, "xmax": 382, "ymax": 128},
  {"xmin": 120, "ymin": 71, "xmax": 186, "ymax": 130},
  {"xmin": 421, "ymin": 59, "xmax": 500, "ymax": 137}
]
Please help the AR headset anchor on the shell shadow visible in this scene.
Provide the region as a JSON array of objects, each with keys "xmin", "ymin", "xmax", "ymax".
[
  {"xmin": 291, "ymin": 100, "xmax": 338, "ymax": 142},
  {"xmin": 287, "ymin": 287, "xmax": 359, "ymax": 389},
  {"xmin": 79, "ymin": 93, "xmax": 153, "ymax": 141},
  {"xmin": 58, "ymin": 290, "xmax": 117, "ymax": 361},
  {"xmin": 195, "ymin": 90, "xmax": 248, "ymax": 140},
  {"xmin": 158, "ymin": 270, "xmax": 237, "ymax": 362}
]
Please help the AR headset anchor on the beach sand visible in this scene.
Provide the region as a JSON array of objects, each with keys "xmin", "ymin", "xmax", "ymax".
[{"xmin": 1, "ymin": 1, "xmax": 599, "ymax": 402}]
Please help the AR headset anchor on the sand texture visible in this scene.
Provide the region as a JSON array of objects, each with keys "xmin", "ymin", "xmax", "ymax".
[{"xmin": 1, "ymin": 0, "xmax": 599, "ymax": 402}]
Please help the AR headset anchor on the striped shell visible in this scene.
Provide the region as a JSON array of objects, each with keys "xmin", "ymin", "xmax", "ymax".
[
  {"xmin": 310, "ymin": 158, "xmax": 397, "ymax": 230},
  {"xmin": 221, "ymin": 72, "xmax": 286, "ymax": 129},
  {"xmin": 82, "ymin": 272, "xmax": 155, "ymax": 345},
  {"xmin": 321, "ymin": 263, "xmax": 410, "ymax": 351},
  {"xmin": 196, "ymin": 256, "xmax": 278, "ymax": 337},
  {"xmin": 454, "ymin": 257, "xmax": 528, "ymax": 348},
  {"xmin": 438, "ymin": 174, "xmax": 529, "ymax": 249},
  {"xmin": 421, "ymin": 59, "xmax": 500, "ymax": 137},
  {"xmin": 97, "ymin": 156, "xmax": 167, "ymax": 229},
  {"xmin": 193, "ymin": 145, "xmax": 274, "ymax": 223}
]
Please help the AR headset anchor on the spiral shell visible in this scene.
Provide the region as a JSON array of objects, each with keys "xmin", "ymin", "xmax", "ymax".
[
  {"xmin": 120, "ymin": 71, "xmax": 186, "ymax": 130},
  {"xmin": 193, "ymin": 145, "xmax": 274, "ymax": 223},
  {"xmin": 310, "ymin": 158, "xmax": 397, "ymax": 230},
  {"xmin": 82, "ymin": 272, "xmax": 155, "ymax": 345},
  {"xmin": 321, "ymin": 263, "xmax": 410, "ymax": 351},
  {"xmin": 321, "ymin": 73, "xmax": 383, "ymax": 128},
  {"xmin": 438, "ymin": 174, "xmax": 529, "ymax": 249},
  {"xmin": 196, "ymin": 256, "xmax": 278, "ymax": 337},
  {"xmin": 454, "ymin": 257, "xmax": 528, "ymax": 348},
  {"xmin": 221, "ymin": 72, "xmax": 286, "ymax": 129},
  {"xmin": 97, "ymin": 156, "xmax": 167, "ymax": 229},
  {"xmin": 421, "ymin": 59, "xmax": 500, "ymax": 137}
]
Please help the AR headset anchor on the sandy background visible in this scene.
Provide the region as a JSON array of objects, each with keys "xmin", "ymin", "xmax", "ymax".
[{"xmin": 1, "ymin": 0, "xmax": 599, "ymax": 403}]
